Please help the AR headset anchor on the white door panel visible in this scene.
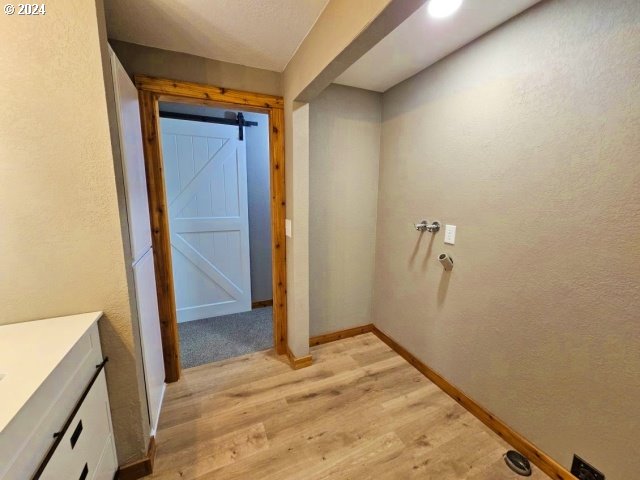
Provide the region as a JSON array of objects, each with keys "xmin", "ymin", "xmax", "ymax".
[
  {"xmin": 110, "ymin": 49, "xmax": 152, "ymax": 261},
  {"xmin": 160, "ymin": 118, "xmax": 251, "ymax": 322},
  {"xmin": 132, "ymin": 249, "xmax": 165, "ymax": 432},
  {"xmin": 110, "ymin": 48, "xmax": 165, "ymax": 434}
]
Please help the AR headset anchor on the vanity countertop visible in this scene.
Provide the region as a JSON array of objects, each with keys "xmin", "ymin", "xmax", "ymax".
[{"xmin": 0, "ymin": 311, "xmax": 102, "ymax": 433}]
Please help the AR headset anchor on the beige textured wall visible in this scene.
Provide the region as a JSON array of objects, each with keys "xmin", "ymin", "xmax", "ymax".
[
  {"xmin": 0, "ymin": 0, "xmax": 147, "ymax": 464},
  {"xmin": 110, "ymin": 40, "xmax": 282, "ymax": 96},
  {"xmin": 373, "ymin": 1, "xmax": 640, "ymax": 478},
  {"xmin": 284, "ymin": 0, "xmax": 393, "ymax": 102},
  {"xmin": 309, "ymin": 85, "xmax": 381, "ymax": 336},
  {"xmin": 282, "ymin": 0, "xmax": 423, "ymax": 356},
  {"xmin": 282, "ymin": 0, "xmax": 390, "ymax": 356},
  {"xmin": 287, "ymin": 102, "xmax": 311, "ymax": 355},
  {"xmin": 96, "ymin": 0, "xmax": 152, "ymax": 462}
]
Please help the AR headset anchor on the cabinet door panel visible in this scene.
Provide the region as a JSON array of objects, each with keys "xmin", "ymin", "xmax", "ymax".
[
  {"xmin": 110, "ymin": 48, "xmax": 152, "ymax": 261},
  {"xmin": 133, "ymin": 248, "xmax": 166, "ymax": 432}
]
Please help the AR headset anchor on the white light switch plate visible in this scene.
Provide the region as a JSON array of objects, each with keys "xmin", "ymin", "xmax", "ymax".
[
  {"xmin": 285, "ymin": 219, "xmax": 292, "ymax": 238},
  {"xmin": 444, "ymin": 224, "xmax": 456, "ymax": 245}
]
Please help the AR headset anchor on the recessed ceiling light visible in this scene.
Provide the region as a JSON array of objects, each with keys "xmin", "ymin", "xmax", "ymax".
[{"xmin": 427, "ymin": 0, "xmax": 463, "ymax": 18}]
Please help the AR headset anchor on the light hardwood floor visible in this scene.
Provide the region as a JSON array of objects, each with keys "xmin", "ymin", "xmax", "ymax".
[{"xmin": 150, "ymin": 333, "xmax": 548, "ymax": 479}]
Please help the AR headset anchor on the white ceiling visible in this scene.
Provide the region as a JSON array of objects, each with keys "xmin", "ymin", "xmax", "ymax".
[
  {"xmin": 335, "ymin": 0, "xmax": 540, "ymax": 92},
  {"xmin": 105, "ymin": 0, "xmax": 330, "ymax": 72}
]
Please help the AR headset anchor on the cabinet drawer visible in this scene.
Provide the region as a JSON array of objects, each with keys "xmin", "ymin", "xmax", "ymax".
[
  {"xmin": 92, "ymin": 435, "xmax": 117, "ymax": 480},
  {"xmin": 0, "ymin": 324, "xmax": 103, "ymax": 479},
  {"xmin": 38, "ymin": 370, "xmax": 113, "ymax": 480}
]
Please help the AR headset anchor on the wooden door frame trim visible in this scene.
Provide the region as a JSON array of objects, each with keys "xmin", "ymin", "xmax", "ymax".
[{"xmin": 135, "ymin": 75, "xmax": 287, "ymax": 382}]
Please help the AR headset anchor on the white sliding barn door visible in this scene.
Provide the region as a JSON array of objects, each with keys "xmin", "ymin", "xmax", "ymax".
[{"xmin": 160, "ymin": 118, "xmax": 252, "ymax": 322}]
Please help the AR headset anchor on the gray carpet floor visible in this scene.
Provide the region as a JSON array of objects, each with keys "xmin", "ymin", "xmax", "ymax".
[{"xmin": 178, "ymin": 306, "xmax": 273, "ymax": 369}]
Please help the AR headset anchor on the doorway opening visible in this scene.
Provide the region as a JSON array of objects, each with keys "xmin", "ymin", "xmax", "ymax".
[
  {"xmin": 136, "ymin": 76, "xmax": 287, "ymax": 381},
  {"xmin": 159, "ymin": 102, "xmax": 273, "ymax": 368}
]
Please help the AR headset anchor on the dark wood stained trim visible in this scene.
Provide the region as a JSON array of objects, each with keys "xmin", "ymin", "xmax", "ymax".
[
  {"xmin": 309, "ymin": 324, "xmax": 374, "ymax": 347},
  {"xmin": 370, "ymin": 326, "xmax": 575, "ymax": 480},
  {"xmin": 252, "ymin": 299, "xmax": 274, "ymax": 309},
  {"xmin": 116, "ymin": 436, "xmax": 156, "ymax": 480}
]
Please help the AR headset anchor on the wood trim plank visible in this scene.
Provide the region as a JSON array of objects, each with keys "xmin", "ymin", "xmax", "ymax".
[
  {"xmin": 138, "ymin": 90, "xmax": 181, "ymax": 382},
  {"xmin": 134, "ymin": 75, "xmax": 284, "ymax": 109},
  {"xmin": 286, "ymin": 346, "xmax": 313, "ymax": 370},
  {"xmin": 252, "ymin": 299, "xmax": 274, "ymax": 309},
  {"xmin": 150, "ymin": 94, "xmax": 273, "ymax": 116},
  {"xmin": 370, "ymin": 326, "xmax": 575, "ymax": 480},
  {"xmin": 116, "ymin": 436, "xmax": 157, "ymax": 480},
  {"xmin": 136, "ymin": 77, "xmax": 288, "ymax": 378},
  {"xmin": 270, "ymin": 107, "xmax": 287, "ymax": 355},
  {"xmin": 309, "ymin": 324, "xmax": 374, "ymax": 347}
]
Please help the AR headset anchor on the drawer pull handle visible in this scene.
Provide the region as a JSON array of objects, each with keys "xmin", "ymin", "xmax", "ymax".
[
  {"xmin": 70, "ymin": 420, "xmax": 83, "ymax": 448},
  {"xmin": 32, "ymin": 358, "xmax": 109, "ymax": 480},
  {"xmin": 79, "ymin": 463, "xmax": 89, "ymax": 480}
]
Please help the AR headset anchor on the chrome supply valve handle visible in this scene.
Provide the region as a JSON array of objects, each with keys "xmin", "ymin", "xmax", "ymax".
[{"xmin": 415, "ymin": 220, "xmax": 441, "ymax": 233}]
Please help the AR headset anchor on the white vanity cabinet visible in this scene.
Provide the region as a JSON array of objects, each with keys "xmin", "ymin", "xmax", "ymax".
[{"xmin": 0, "ymin": 312, "xmax": 117, "ymax": 480}]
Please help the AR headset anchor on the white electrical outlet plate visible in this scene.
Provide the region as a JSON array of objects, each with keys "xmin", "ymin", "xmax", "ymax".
[
  {"xmin": 444, "ymin": 224, "xmax": 456, "ymax": 245},
  {"xmin": 285, "ymin": 219, "xmax": 292, "ymax": 238}
]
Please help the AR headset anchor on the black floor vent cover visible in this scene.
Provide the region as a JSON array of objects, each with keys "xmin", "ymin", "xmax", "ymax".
[{"xmin": 504, "ymin": 450, "xmax": 532, "ymax": 476}]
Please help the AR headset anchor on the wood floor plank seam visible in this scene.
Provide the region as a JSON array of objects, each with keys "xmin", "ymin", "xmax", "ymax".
[
  {"xmin": 149, "ymin": 333, "xmax": 550, "ymax": 480},
  {"xmin": 370, "ymin": 326, "xmax": 571, "ymax": 480},
  {"xmin": 159, "ymin": 356, "xmax": 367, "ymax": 429}
]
